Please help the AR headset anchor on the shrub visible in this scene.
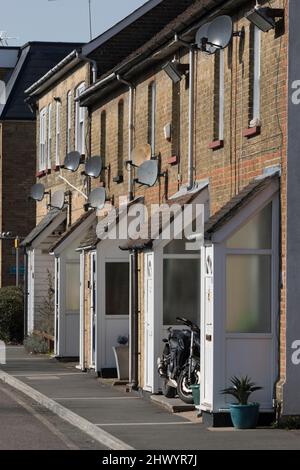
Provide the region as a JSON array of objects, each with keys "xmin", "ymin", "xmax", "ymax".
[
  {"xmin": 0, "ymin": 286, "xmax": 23, "ymax": 343},
  {"xmin": 38, "ymin": 270, "xmax": 55, "ymax": 335},
  {"xmin": 24, "ymin": 334, "xmax": 49, "ymax": 354}
]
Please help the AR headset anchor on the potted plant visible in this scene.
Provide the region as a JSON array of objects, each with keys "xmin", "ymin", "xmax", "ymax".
[
  {"xmin": 221, "ymin": 376, "xmax": 262, "ymax": 429},
  {"xmin": 113, "ymin": 336, "xmax": 129, "ymax": 381}
]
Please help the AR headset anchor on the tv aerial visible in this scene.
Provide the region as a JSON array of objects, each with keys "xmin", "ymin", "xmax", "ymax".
[
  {"xmin": 135, "ymin": 160, "xmax": 159, "ymax": 187},
  {"xmin": 84, "ymin": 155, "xmax": 103, "ymax": 178},
  {"xmin": 126, "ymin": 144, "xmax": 160, "ymax": 187},
  {"xmin": 0, "ymin": 31, "xmax": 18, "ymax": 46},
  {"xmin": 131, "ymin": 144, "xmax": 151, "ymax": 166},
  {"xmin": 64, "ymin": 151, "xmax": 82, "ymax": 172},
  {"xmin": 30, "ymin": 183, "xmax": 47, "ymax": 202},
  {"xmin": 49, "ymin": 189, "xmax": 65, "ymax": 210},
  {"xmin": 195, "ymin": 15, "xmax": 241, "ymax": 54},
  {"xmin": 87, "ymin": 187, "xmax": 107, "ymax": 210},
  {"xmin": 195, "ymin": 23, "xmax": 217, "ymax": 54}
]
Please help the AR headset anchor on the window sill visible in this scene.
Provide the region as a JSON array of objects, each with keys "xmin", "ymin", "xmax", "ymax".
[
  {"xmin": 243, "ymin": 126, "xmax": 261, "ymax": 138},
  {"xmin": 36, "ymin": 170, "xmax": 46, "ymax": 178},
  {"xmin": 53, "ymin": 165, "xmax": 61, "ymax": 172},
  {"xmin": 208, "ymin": 140, "xmax": 224, "ymax": 150},
  {"xmin": 167, "ymin": 155, "xmax": 179, "ymax": 165}
]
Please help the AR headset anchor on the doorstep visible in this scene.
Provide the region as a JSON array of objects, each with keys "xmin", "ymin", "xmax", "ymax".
[{"xmin": 150, "ymin": 394, "xmax": 196, "ymax": 413}]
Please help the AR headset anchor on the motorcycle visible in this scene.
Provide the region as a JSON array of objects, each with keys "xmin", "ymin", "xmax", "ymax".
[{"xmin": 157, "ymin": 316, "xmax": 200, "ymax": 404}]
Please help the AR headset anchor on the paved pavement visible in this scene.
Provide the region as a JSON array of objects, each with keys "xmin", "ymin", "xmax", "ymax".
[
  {"xmin": 0, "ymin": 381, "xmax": 105, "ymax": 450},
  {"xmin": 1, "ymin": 346, "xmax": 300, "ymax": 450}
]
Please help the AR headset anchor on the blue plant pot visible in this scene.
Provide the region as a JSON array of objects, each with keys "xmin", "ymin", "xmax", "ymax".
[{"xmin": 229, "ymin": 403, "xmax": 260, "ymax": 429}]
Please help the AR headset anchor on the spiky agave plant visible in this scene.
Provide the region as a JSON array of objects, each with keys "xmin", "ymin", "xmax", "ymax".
[{"xmin": 221, "ymin": 376, "xmax": 262, "ymax": 405}]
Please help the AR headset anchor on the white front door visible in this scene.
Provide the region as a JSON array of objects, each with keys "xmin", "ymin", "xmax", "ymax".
[
  {"xmin": 54, "ymin": 257, "xmax": 60, "ymax": 356},
  {"xmin": 27, "ymin": 250, "xmax": 34, "ymax": 334},
  {"xmin": 201, "ymin": 246, "xmax": 214, "ymax": 410},
  {"xmin": 79, "ymin": 252, "xmax": 85, "ymax": 369},
  {"xmin": 64, "ymin": 261, "xmax": 80, "ymax": 357},
  {"xmin": 144, "ymin": 253, "xmax": 155, "ymax": 392},
  {"xmin": 90, "ymin": 251, "xmax": 97, "ymax": 368},
  {"xmin": 97, "ymin": 247, "xmax": 130, "ymax": 372}
]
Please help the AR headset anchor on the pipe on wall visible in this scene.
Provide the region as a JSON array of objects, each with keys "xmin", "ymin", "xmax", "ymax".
[
  {"xmin": 75, "ymin": 51, "xmax": 98, "ymax": 84},
  {"xmin": 116, "ymin": 74, "xmax": 135, "ymax": 201},
  {"xmin": 174, "ymin": 34, "xmax": 195, "ymax": 190}
]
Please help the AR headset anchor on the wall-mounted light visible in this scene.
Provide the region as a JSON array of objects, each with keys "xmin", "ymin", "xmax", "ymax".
[
  {"xmin": 245, "ymin": 6, "xmax": 284, "ymax": 32},
  {"xmin": 162, "ymin": 61, "xmax": 189, "ymax": 84}
]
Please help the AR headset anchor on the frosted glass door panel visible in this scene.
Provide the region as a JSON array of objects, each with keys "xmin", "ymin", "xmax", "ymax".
[
  {"xmin": 226, "ymin": 255, "xmax": 271, "ymax": 333},
  {"xmin": 66, "ymin": 263, "xmax": 80, "ymax": 311}
]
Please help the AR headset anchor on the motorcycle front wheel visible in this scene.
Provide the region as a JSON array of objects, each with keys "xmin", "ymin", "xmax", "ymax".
[{"xmin": 177, "ymin": 367, "xmax": 200, "ymax": 404}]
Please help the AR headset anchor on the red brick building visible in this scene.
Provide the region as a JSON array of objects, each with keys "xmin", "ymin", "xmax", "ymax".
[{"xmin": 0, "ymin": 42, "xmax": 80, "ymax": 287}]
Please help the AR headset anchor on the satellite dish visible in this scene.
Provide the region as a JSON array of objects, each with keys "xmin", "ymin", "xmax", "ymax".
[
  {"xmin": 64, "ymin": 151, "xmax": 81, "ymax": 172},
  {"xmin": 51, "ymin": 189, "xmax": 65, "ymax": 210},
  {"xmin": 136, "ymin": 160, "xmax": 158, "ymax": 187},
  {"xmin": 88, "ymin": 188, "xmax": 106, "ymax": 210},
  {"xmin": 30, "ymin": 183, "xmax": 45, "ymax": 201},
  {"xmin": 207, "ymin": 15, "xmax": 233, "ymax": 50},
  {"xmin": 195, "ymin": 22, "xmax": 217, "ymax": 54},
  {"xmin": 131, "ymin": 144, "xmax": 151, "ymax": 166},
  {"xmin": 85, "ymin": 156, "xmax": 102, "ymax": 178}
]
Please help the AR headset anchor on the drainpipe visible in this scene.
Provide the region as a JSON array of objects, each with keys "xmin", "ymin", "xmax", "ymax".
[
  {"xmin": 129, "ymin": 250, "xmax": 139, "ymax": 389},
  {"xmin": 174, "ymin": 34, "xmax": 195, "ymax": 190},
  {"xmin": 76, "ymin": 50, "xmax": 97, "ymax": 169},
  {"xmin": 116, "ymin": 74, "xmax": 134, "ymax": 201},
  {"xmin": 76, "ymin": 50, "xmax": 98, "ymax": 84}
]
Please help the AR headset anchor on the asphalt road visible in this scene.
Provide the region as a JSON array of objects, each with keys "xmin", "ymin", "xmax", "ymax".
[{"xmin": 0, "ymin": 382, "xmax": 106, "ymax": 450}]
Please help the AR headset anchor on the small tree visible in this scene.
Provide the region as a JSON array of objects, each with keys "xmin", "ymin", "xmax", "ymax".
[
  {"xmin": 0, "ymin": 286, "xmax": 24, "ymax": 343},
  {"xmin": 38, "ymin": 270, "xmax": 55, "ymax": 336}
]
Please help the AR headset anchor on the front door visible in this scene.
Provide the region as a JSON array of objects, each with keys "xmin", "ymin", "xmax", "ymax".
[
  {"xmin": 144, "ymin": 253, "xmax": 155, "ymax": 392},
  {"xmin": 64, "ymin": 261, "xmax": 80, "ymax": 357},
  {"xmin": 201, "ymin": 246, "xmax": 214, "ymax": 409},
  {"xmin": 27, "ymin": 250, "xmax": 35, "ymax": 334},
  {"xmin": 90, "ymin": 251, "xmax": 97, "ymax": 368},
  {"xmin": 54, "ymin": 257, "xmax": 60, "ymax": 356}
]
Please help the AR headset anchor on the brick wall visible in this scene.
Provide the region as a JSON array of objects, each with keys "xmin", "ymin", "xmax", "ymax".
[
  {"xmin": 0, "ymin": 120, "xmax": 36, "ymax": 287},
  {"xmin": 88, "ymin": 1, "xmax": 288, "ymax": 390},
  {"xmin": 36, "ymin": 63, "xmax": 90, "ymax": 225},
  {"xmin": 32, "ymin": 0, "xmax": 288, "ymax": 393}
]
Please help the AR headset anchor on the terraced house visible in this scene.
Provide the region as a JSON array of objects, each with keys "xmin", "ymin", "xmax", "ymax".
[
  {"xmin": 0, "ymin": 42, "xmax": 80, "ymax": 287},
  {"xmin": 22, "ymin": 0, "xmax": 193, "ymax": 359},
  {"xmin": 23, "ymin": 0, "xmax": 300, "ymax": 426}
]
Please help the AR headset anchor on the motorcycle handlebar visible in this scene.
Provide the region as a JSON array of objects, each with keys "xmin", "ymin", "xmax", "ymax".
[{"xmin": 176, "ymin": 316, "xmax": 200, "ymax": 332}]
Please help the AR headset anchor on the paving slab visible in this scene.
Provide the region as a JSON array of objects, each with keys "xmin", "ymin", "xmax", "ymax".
[
  {"xmin": 2, "ymin": 346, "xmax": 300, "ymax": 450},
  {"xmin": 150, "ymin": 394, "xmax": 195, "ymax": 413}
]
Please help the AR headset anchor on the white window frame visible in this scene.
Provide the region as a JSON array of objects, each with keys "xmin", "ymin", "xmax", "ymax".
[
  {"xmin": 55, "ymin": 100, "xmax": 61, "ymax": 166},
  {"xmin": 75, "ymin": 83, "xmax": 86, "ymax": 155},
  {"xmin": 47, "ymin": 103, "xmax": 52, "ymax": 170},
  {"xmin": 218, "ymin": 49, "xmax": 225, "ymax": 141},
  {"xmin": 253, "ymin": 26, "xmax": 261, "ymax": 121},
  {"xmin": 67, "ymin": 90, "xmax": 72, "ymax": 153},
  {"xmin": 39, "ymin": 107, "xmax": 47, "ymax": 172}
]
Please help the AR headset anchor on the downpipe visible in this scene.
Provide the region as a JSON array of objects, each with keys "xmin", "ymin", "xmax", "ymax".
[
  {"xmin": 174, "ymin": 34, "xmax": 195, "ymax": 190},
  {"xmin": 116, "ymin": 74, "xmax": 135, "ymax": 201}
]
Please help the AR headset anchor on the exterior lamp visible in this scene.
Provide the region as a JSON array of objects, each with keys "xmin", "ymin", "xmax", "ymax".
[
  {"xmin": 162, "ymin": 61, "xmax": 189, "ymax": 84},
  {"xmin": 245, "ymin": 6, "xmax": 284, "ymax": 32}
]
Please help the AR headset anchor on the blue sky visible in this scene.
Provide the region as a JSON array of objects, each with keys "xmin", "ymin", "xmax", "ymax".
[{"xmin": 0, "ymin": 0, "xmax": 148, "ymax": 46}]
